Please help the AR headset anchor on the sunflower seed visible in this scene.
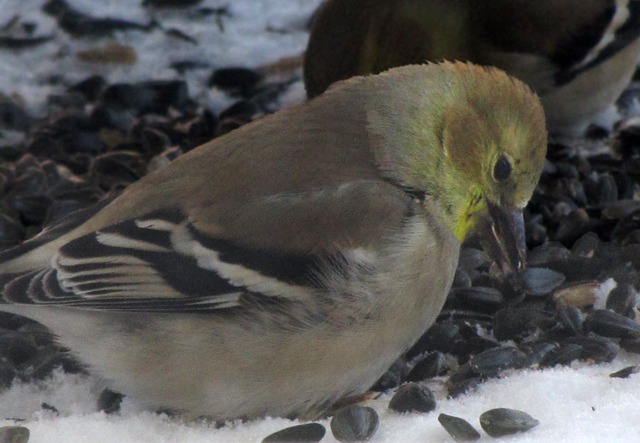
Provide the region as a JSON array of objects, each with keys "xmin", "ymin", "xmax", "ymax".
[
  {"xmin": 330, "ymin": 405, "xmax": 378, "ymax": 442},
  {"xmin": 479, "ymin": 408, "xmax": 539, "ymax": 437},
  {"xmin": 262, "ymin": 423, "xmax": 326, "ymax": 443},
  {"xmin": 438, "ymin": 413, "xmax": 481, "ymax": 441},
  {"xmin": 389, "ymin": 383, "xmax": 436, "ymax": 414}
]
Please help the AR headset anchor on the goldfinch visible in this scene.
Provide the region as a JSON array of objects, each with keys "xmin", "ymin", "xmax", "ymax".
[
  {"xmin": 304, "ymin": 0, "xmax": 640, "ymax": 136},
  {"xmin": 0, "ymin": 62, "xmax": 546, "ymax": 420}
]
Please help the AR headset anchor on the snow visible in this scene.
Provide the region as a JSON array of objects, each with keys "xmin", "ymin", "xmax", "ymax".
[
  {"xmin": 3, "ymin": 353, "xmax": 640, "ymax": 442},
  {"xmin": 1, "ymin": 0, "xmax": 640, "ymax": 442}
]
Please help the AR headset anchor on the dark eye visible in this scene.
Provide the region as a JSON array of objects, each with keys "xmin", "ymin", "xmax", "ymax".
[{"xmin": 493, "ymin": 155, "xmax": 512, "ymax": 181}]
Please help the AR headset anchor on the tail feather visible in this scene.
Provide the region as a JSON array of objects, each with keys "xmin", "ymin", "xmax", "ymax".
[{"xmin": 0, "ymin": 196, "xmax": 115, "ymax": 275}]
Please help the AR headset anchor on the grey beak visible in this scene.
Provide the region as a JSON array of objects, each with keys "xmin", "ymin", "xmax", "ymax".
[{"xmin": 478, "ymin": 201, "xmax": 527, "ymax": 275}]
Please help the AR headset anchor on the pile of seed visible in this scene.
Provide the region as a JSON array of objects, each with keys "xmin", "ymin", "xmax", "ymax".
[
  {"xmin": 258, "ymin": 405, "xmax": 540, "ymax": 442},
  {"xmin": 1, "ymin": 1, "xmax": 640, "ymax": 441}
]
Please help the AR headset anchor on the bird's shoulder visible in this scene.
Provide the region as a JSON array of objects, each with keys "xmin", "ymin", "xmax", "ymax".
[{"xmin": 475, "ymin": 0, "xmax": 640, "ymax": 86}]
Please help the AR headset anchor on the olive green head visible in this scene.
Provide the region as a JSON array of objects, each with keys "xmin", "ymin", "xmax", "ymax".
[{"xmin": 365, "ymin": 62, "xmax": 547, "ymax": 271}]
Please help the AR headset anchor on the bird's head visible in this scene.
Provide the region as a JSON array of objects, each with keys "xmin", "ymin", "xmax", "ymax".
[{"xmin": 365, "ymin": 62, "xmax": 547, "ymax": 274}]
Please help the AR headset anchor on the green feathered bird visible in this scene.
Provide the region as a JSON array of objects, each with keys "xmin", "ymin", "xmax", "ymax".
[{"xmin": 0, "ymin": 62, "xmax": 546, "ymax": 420}]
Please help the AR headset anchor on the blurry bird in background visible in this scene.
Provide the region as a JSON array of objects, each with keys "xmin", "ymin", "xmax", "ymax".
[{"xmin": 304, "ymin": 0, "xmax": 640, "ymax": 137}]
